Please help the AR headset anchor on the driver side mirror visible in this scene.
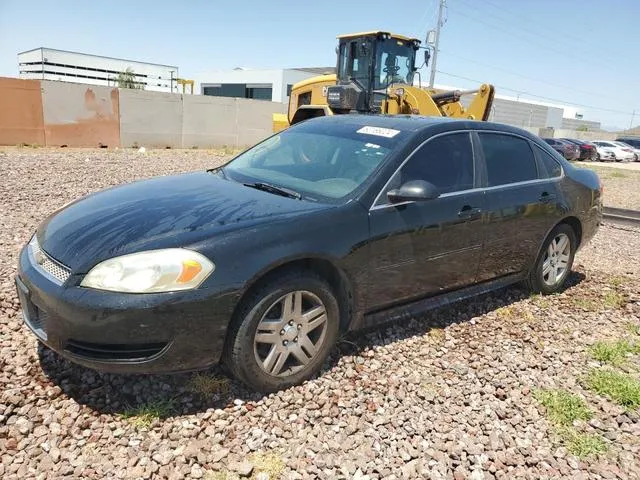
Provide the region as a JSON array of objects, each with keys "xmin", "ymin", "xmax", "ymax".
[
  {"xmin": 387, "ymin": 180, "xmax": 440, "ymax": 203},
  {"xmin": 424, "ymin": 49, "xmax": 431, "ymax": 68}
]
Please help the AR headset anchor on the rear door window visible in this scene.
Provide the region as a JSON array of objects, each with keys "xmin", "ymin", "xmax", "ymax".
[{"xmin": 478, "ymin": 133, "xmax": 538, "ymax": 186}]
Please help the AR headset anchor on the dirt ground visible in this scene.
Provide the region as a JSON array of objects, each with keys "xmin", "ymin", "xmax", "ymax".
[{"xmin": 1, "ymin": 147, "xmax": 639, "ymax": 480}]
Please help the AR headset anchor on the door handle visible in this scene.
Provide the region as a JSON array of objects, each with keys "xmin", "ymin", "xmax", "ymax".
[
  {"xmin": 539, "ymin": 192, "xmax": 556, "ymax": 203},
  {"xmin": 458, "ymin": 205, "xmax": 482, "ymax": 219}
]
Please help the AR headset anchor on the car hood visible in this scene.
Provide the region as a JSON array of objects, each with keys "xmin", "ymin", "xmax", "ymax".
[{"xmin": 38, "ymin": 171, "xmax": 326, "ymax": 272}]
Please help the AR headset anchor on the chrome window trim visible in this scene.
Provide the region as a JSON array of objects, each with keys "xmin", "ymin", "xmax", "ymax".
[{"xmin": 369, "ymin": 129, "xmax": 564, "ymax": 212}]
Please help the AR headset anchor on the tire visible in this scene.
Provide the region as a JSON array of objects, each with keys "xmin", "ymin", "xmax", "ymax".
[
  {"xmin": 224, "ymin": 270, "xmax": 340, "ymax": 392},
  {"xmin": 524, "ymin": 224, "xmax": 576, "ymax": 295},
  {"xmin": 596, "ymin": 152, "xmax": 601, "ymax": 161}
]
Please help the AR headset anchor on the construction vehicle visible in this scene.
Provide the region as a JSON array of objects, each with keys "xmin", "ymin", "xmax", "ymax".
[{"xmin": 273, "ymin": 31, "xmax": 495, "ymax": 132}]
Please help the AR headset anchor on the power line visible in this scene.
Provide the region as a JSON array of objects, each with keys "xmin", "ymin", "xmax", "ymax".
[
  {"xmin": 413, "ymin": 0, "xmax": 438, "ymax": 39},
  {"xmin": 447, "ymin": 4, "xmax": 619, "ymax": 72},
  {"xmin": 436, "ymin": 70, "xmax": 636, "ymax": 116},
  {"xmin": 477, "ymin": 0, "xmax": 611, "ymax": 55},
  {"xmin": 439, "ymin": 49, "xmax": 623, "ymax": 104},
  {"xmin": 455, "ymin": 0, "xmax": 617, "ymax": 64}
]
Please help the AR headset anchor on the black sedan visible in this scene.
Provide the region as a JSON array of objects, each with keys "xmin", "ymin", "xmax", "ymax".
[{"xmin": 16, "ymin": 115, "xmax": 602, "ymax": 392}]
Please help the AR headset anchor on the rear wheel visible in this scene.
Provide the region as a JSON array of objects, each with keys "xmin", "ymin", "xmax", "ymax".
[
  {"xmin": 524, "ymin": 224, "xmax": 576, "ymax": 294},
  {"xmin": 224, "ymin": 271, "xmax": 339, "ymax": 392}
]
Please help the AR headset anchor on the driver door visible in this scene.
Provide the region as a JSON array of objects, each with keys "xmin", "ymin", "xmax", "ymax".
[{"xmin": 365, "ymin": 132, "xmax": 486, "ymax": 311}]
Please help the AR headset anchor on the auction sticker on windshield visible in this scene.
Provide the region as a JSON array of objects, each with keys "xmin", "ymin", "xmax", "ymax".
[{"xmin": 357, "ymin": 126, "xmax": 401, "ymax": 138}]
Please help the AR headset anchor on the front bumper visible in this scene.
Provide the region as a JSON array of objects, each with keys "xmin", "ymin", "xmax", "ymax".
[{"xmin": 16, "ymin": 245, "xmax": 240, "ymax": 374}]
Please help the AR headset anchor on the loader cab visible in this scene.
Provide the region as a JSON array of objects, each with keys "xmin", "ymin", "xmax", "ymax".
[{"xmin": 328, "ymin": 31, "xmax": 420, "ymax": 113}]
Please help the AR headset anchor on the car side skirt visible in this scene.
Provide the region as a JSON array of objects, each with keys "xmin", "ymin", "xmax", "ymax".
[{"xmin": 355, "ymin": 272, "xmax": 525, "ymax": 330}]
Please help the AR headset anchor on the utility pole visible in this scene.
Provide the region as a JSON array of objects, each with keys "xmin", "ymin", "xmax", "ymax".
[
  {"xmin": 630, "ymin": 110, "xmax": 636, "ymax": 130},
  {"xmin": 429, "ymin": 0, "xmax": 446, "ymax": 87}
]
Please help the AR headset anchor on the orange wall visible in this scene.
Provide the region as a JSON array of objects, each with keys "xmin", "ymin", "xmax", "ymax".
[{"xmin": 0, "ymin": 77, "xmax": 45, "ymax": 146}]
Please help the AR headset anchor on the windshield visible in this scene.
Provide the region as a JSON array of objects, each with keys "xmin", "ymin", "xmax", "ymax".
[
  {"xmin": 223, "ymin": 122, "xmax": 401, "ymax": 201},
  {"xmin": 375, "ymin": 38, "xmax": 416, "ymax": 89}
]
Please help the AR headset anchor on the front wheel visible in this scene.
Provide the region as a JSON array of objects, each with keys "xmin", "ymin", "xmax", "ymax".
[
  {"xmin": 224, "ymin": 271, "xmax": 339, "ymax": 392},
  {"xmin": 524, "ymin": 224, "xmax": 576, "ymax": 294}
]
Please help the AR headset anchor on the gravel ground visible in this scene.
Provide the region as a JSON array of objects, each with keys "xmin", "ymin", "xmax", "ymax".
[
  {"xmin": 1, "ymin": 148, "xmax": 640, "ymax": 480},
  {"xmin": 577, "ymin": 163, "xmax": 640, "ymax": 210}
]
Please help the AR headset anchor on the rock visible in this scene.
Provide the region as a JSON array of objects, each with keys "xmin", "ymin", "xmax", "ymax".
[
  {"xmin": 454, "ymin": 465, "xmax": 467, "ymax": 480},
  {"xmin": 211, "ymin": 448, "xmax": 230, "ymax": 463},
  {"xmin": 15, "ymin": 417, "xmax": 32, "ymax": 434},
  {"xmin": 229, "ymin": 461, "xmax": 254, "ymax": 477},
  {"xmin": 189, "ymin": 465, "xmax": 203, "ymax": 479}
]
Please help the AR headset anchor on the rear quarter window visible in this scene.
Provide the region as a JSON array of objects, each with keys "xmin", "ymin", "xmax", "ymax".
[{"xmin": 535, "ymin": 145, "xmax": 563, "ymax": 178}]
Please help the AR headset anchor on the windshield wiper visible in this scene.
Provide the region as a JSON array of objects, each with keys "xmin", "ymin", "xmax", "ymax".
[{"xmin": 243, "ymin": 182, "xmax": 302, "ymax": 200}]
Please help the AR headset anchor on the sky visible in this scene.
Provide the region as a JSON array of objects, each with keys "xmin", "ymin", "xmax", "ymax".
[{"xmin": 1, "ymin": 0, "xmax": 639, "ymax": 130}]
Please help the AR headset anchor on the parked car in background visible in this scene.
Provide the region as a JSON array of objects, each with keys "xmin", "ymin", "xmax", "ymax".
[
  {"xmin": 594, "ymin": 144, "xmax": 616, "ymax": 162},
  {"xmin": 611, "ymin": 141, "xmax": 640, "ymax": 161},
  {"xmin": 542, "ymin": 138, "xmax": 580, "ymax": 161},
  {"xmin": 615, "ymin": 136, "xmax": 640, "ymax": 150},
  {"xmin": 15, "ymin": 115, "xmax": 603, "ymax": 391},
  {"xmin": 592, "ymin": 141, "xmax": 635, "ymax": 162},
  {"xmin": 560, "ymin": 138, "xmax": 597, "ymax": 161}
]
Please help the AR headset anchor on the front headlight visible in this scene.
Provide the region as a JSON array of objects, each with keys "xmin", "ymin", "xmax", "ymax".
[{"xmin": 80, "ymin": 249, "xmax": 214, "ymax": 293}]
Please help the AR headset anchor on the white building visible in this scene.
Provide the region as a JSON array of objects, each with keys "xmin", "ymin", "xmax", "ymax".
[
  {"xmin": 194, "ymin": 67, "xmax": 334, "ymax": 103},
  {"xmin": 18, "ymin": 48, "xmax": 179, "ymax": 93}
]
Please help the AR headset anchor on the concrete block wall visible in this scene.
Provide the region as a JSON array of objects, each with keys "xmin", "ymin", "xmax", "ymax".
[
  {"xmin": 41, "ymin": 82, "xmax": 120, "ymax": 147},
  {"xmin": 552, "ymin": 129, "xmax": 617, "ymax": 141},
  {"xmin": 0, "ymin": 77, "xmax": 285, "ymax": 148},
  {"xmin": 0, "ymin": 77, "xmax": 45, "ymax": 145},
  {"xmin": 119, "ymin": 89, "xmax": 183, "ymax": 148},
  {"xmin": 0, "ymin": 77, "xmax": 619, "ymax": 148},
  {"xmin": 181, "ymin": 95, "xmax": 238, "ymax": 148}
]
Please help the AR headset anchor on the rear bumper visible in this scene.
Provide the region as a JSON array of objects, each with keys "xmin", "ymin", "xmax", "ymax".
[
  {"xmin": 16, "ymin": 245, "xmax": 240, "ymax": 374},
  {"xmin": 580, "ymin": 203, "xmax": 602, "ymax": 250}
]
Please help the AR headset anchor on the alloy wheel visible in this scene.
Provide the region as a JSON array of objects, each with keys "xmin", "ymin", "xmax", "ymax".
[
  {"xmin": 253, "ymin": 291, "xmax": 328, "ymax": 377},
  {"xmin": 542, "ymin": 233, "xmax": 571, "ymax": 286}
]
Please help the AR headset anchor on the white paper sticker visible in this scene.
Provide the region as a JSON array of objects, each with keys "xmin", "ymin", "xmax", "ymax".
[{"xmin": 357, "ymin": 126, "xmax": 400, "ymax": 138}]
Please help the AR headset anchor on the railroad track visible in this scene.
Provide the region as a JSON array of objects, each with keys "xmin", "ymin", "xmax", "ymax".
[{"xmin": 602, "ymin": 206, "xmax": 640, "ymax": 227}]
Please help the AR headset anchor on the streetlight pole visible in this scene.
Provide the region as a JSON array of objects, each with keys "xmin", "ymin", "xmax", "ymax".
[{"xmin": 429, "ymin": 0, "xmax": 446, "ymax": 87}]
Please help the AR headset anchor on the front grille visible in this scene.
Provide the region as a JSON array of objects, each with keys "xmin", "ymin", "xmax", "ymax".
[
  {"xmin": 64, "ymin": 339, "xmax": 168, "ymax": 361},
  {"xmin": 30, "ymin": 237, "xmax": 71, "ymax": 284}
]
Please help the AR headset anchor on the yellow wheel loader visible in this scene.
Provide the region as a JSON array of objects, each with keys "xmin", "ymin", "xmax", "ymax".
[{"xmin": 273, "ymin": 31, "xmax": 495, "ymax": 132}]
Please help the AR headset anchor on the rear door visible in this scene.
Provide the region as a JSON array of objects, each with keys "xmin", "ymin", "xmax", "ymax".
[
  {"xmin": 366, "ymin": 131, "xmax": 486, "ymax": 310},
  {"xmin": 475, "ymin": 132, "xmax": 563, "ymax": 281}
]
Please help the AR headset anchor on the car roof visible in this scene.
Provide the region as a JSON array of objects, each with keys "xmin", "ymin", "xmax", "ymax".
[{"xmin": 302, "ymin": 114, "xmax": 538, "ymax": 138}]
